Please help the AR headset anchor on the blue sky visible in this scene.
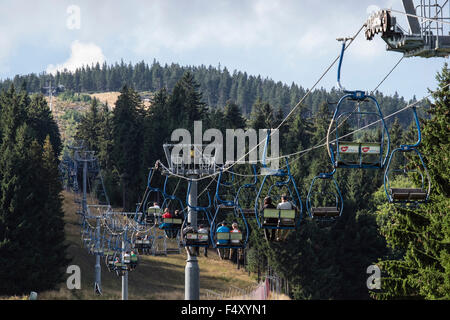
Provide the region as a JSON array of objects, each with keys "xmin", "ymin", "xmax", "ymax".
[{"xmin": 0, "ymin": 0, "xmax": 448, "ymax": 101}]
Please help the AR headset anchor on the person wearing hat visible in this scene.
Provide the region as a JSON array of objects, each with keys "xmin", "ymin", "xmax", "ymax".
[{"xmin": 216, "ymin": 221, "xmax": 230, "ymax": 259}]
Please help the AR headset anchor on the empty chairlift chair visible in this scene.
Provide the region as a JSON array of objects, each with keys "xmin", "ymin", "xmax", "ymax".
[
  {"xmin": 307, "ymin": 169, "xmax": 344, "ymax": 221},
  {"xmin": 235, "ymin": 164, "xmax": 259, "ymax": 215},
  {"xmin": 327, "ymin": 40, "xmax": 390, "ymax": 169},
  {"xmin": 384, "ymin": 106, "xmax": 431, "ymax": 204}
]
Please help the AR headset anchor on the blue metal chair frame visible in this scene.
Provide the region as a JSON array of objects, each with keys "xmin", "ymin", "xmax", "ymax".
[
  {"xmin": 210, "ymin": 168, "xmax": 250, "ymax": 250},
  {"xmin": 159, "ymin": 176, "xmax": 186, "ymax": 239},
  {"xmin": 384, "ymin": 106, "xmax": 431, "ymax": 204},
  {"xmin": 306, "ymin": 168, "xmax": 344, "ymax": 222},
  {"xmin": 135, "ymin": 168, "xmax": 164, "ymax": 225},
  {"xmin": 254, "ymin": 130, "xmax": 303, "ymax": 230},
  {"xmin": 329, "ymin": 41, "xmax": 391, "ymax": 169}
]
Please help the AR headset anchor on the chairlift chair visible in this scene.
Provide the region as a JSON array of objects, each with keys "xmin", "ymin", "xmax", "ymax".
[
  {"xmin": 384, "ymin": 106, "xmax": 431, "ymax": 204},
  {"xmin": 136, "ymin": 168, "xmax": 164, "ymax": 226},
  {"xmin": 327, "ymin": 40, "xmax": 391, "ymax": 169},
  {"xmin": 254, "ymin": 130, "xmax": 303, "ymax": 233},
  {"xmin": 306, "ymin": 169, "xmax": 344, "ymax": 222},
  {"xmin": 210, "ymin": 168, "xmax": 250, "ymax": 250},
  {"xmin": 158, "ymin": 176, "xmax": 185, "ymax": 240}
]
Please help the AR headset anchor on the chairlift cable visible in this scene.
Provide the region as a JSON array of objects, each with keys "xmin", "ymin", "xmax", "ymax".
[
  {"xmin": 388, "ymin": 8, "xmax": 450, "ymax": 26},
  {"xmin": 159, "ymin": 81, "xmax": 448, "ymax": 181},
  {"xmin": 264, "ymin": 81, "xmax": 449, "ymax": 163},
  {"xmin": 160, "ymin": 23, "xmax": 367, "ymax": 182}
]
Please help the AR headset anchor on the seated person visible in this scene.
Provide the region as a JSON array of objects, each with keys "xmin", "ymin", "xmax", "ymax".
[
  {"xmin": 148, "ymin": 202, "xmax": 160, "ymax": 212},
  {"xmin": 276, "ymin": 195, "xmax": 295, "ymax": 241},
  {"xmin": 229, "ymin": 222, "xmax": 242, "ymax": 259},
  {"xmin": 142, "ymin": 234, "xmax": 151, "ymax": 252},
  {"xmin": 277, "ymin": 195, "xmax": 293, "ymax": 210},
  {"xmin": 198, "ymin": 224, "xmax": 209, "ymax": 238},
  {"xmin": 162, "ymin": 208, "xmax": 172, "ymax": 219},
  {"xmin": 263, "ymin": 197, "xmax": 277, "ymax": 220},
  {"xmin": 216, "ymin": 221, "xmax": 230, "ymax": 244},
  {"xmin": 147, "ymin": 202, "xmax": 161, "ymax": 223},
  {"xmin": 182, "ymin": 223, "xmax": 195, "ymax": 241},
  {"xmin": 216, "ymin": 221, "xmax": 230, "ymax": 259},
  {"xmin": 198, "ymin": 224, "xmax": 209, "ymax": 256},
  {"xmin": 263, "ymin": 196, "xmax": 277, "ymax": 241},
  {"xmin": 130, "ymin": 251, "xmax": 138, "ymax": 268},
  {"xmin": 160, "ymin": 208, "xmax": 177, "ymax": 238},
  {"xmin": 230, "ymin": 222, "xmax": 241, "ymax": 245},
  {"xmin": 174, "ymin": 209, "xmax": 184, "ymax": 221}
]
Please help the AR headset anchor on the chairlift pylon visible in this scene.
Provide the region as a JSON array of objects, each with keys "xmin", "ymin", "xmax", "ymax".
[
  {"xmin": 180, "ymin": 180, "xmax": 212, "ymax": 248},
  {"xmin": 365, "ymin": 1, "xmax": 450, "ymax": 58}
]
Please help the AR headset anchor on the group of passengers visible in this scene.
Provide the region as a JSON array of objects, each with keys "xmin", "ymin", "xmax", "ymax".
[{"xmin": 262, "ymin": 195, "xmax": 295, "ymax": 242}]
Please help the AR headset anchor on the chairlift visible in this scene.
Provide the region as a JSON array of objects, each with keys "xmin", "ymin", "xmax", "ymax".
[
  {"xmin": 158, "ymin": 176, "xmax": 185, "ymax": 240},
  {"xmin": 327, "ymin": 39, "xmax": 391, "ymax": 169},
  {"xmin": 210, "ymin": 168, "xmax": 250, "ymax": 250},
  {"xmin": 136, "ymin": 168, "xmax": 164, "ymax": 226},
  {"xmin": 254, "ymin": 130, "xmax": 303, "ymax": 239},
  {"xmin": 306, "ymin": 169, "xmax": 344, "ymax": 221},
  {"xmin": 384, "ymin": 106, "xmax": 431, "ymax": 204}
]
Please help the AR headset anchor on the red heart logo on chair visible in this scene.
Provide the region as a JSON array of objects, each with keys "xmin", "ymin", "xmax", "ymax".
[
  {"xmin": 341, "ymin": 146, "xmax": 348, "ymax": 152},
  {"xmin": 362, "ymin": 147, "xmax": 370, "ymax": 153}
]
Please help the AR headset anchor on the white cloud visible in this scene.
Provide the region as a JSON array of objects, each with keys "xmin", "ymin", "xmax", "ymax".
[
  {"xmin": 367, "ymin": 5, "xmax": 381, "ymax": 15},
  {"xmin": 126, "ymin": 0, "xmax": 384, "ymax": 62},
  {"xmin": 0, "ymin": 0, "xmax": 432, "ymax": 100},
  {"xmin": 46, "ymin": 40, "xmax": 105, "ymax": 74}
]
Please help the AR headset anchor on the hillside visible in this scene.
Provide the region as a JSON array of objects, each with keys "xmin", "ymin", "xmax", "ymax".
[
  {"xmin": 44, "ymin": 96, "xmax": 90, "ymax": 148},
  {"xmin": 89, "ymin": 91, "xmax": 153, "ymax": 109},
  {"xmin": 2, "ymin": 60, "xmax": 415, "ymax": 122},
  {"xmin": 3, "ymin": 191, "xmax": 258, "ymax": 300}
]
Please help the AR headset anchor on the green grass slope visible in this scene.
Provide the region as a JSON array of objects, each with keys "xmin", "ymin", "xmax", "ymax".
[{"xmin": 21, "ymin": 191, "xmax": 257, "ymax": 300}]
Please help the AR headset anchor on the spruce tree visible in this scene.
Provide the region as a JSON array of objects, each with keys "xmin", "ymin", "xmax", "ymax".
[
  {"xmin": 0, "ymin": 87, "xmax": 68, "ymax": 295},
  {"xmin": 112, "ymin": 86, "xmax": 144, "ymax": 210},
  {"xmin": 37, "ymin": 137, "xmax": 70, "ymax": 289},
  {"xmin": 223, "ymin": 101, "xmax": 246, "ymax": 129},
  {"xmin": 248, "ymin": 99, "xmax": 275, "ymax": 130},
  {"xmin": 25, "ymin": 94, "xmax": 62, "ymax": 157}
]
